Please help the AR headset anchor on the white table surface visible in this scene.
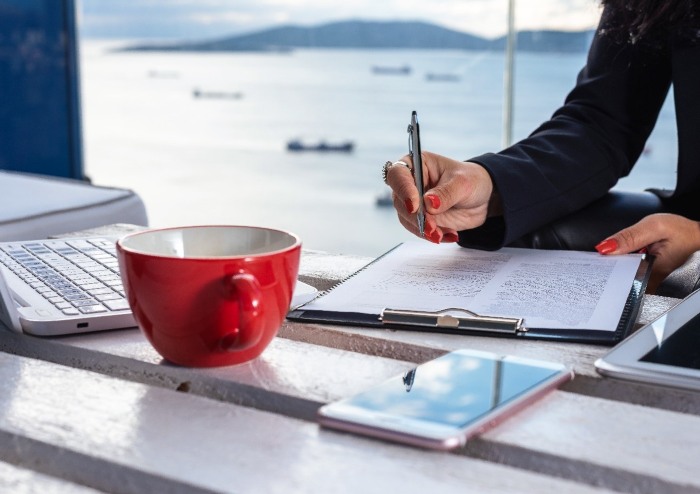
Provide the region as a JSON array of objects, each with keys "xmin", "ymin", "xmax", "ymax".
[{"xmin": 0, "ymin": 227, "xmax": 695, "ymax": 493}]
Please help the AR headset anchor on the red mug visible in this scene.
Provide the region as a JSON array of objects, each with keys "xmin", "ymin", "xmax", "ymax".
[{"xmin": 116, "ymin": 225, "xmax": 301, "ymax": 367}]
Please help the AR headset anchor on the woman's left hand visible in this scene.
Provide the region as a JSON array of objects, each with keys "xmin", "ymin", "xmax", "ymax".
[{"xmin": 595, "ymin": 213, "xmax": 700, "ymax": 293}]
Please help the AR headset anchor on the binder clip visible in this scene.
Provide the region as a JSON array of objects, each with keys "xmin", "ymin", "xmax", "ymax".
[{"xmin": 380, "ymin": 308, "xmax": 527, "ymax": 335}]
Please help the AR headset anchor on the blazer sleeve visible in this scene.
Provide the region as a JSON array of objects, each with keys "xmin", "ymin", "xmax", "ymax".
[{"xmin": 458, "ymin": 9, "xmax": 673, "ymax": 250}]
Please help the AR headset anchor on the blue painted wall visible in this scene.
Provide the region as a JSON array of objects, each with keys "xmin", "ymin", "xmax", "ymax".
[{"xmin": 0, "ymin": 0, "xmax": 84, "ymax": 179}]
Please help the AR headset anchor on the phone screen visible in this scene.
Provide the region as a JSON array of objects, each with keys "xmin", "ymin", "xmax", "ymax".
[{"xmin": 318, "ymin": 350, "xmax": 570, "ymax": 448}]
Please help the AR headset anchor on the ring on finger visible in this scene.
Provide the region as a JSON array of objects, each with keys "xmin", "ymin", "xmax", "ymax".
[{"xmin": 382, "ymin": 160, "xmax": 413, "ymax": 184}]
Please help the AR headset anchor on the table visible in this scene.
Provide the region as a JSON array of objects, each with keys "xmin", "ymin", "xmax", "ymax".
[{"xmin": 0, "ymin": 229, "xmax": 697, "ymax": 493}]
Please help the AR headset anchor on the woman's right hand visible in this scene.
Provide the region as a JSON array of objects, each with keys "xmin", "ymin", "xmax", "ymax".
[{"xmin": 385, "ymin": 151, "xmax": 498, "ymax": 243}]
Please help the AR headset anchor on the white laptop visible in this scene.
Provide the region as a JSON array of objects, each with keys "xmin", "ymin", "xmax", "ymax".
[
  {"xmin": 0, "ymin": 236, "xmax": 136, "ymax": 336},
  {"xmin": 595, "ymin": 288, "xmax": 700, "ymax": 391},
  {"xmin": 0, "ymin": 236, "xmax": 318, "ymax": 337}
]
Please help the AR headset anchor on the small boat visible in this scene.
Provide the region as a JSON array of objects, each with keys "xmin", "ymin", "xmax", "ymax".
[
  {"xmin": 287, "ymin": 139, "xmax": 354, "ymax": 153},
  {"xmin": 375, "ymin": 191, "xmax": 393, "ymax": 207},
  {"xmin": 425, "ymin": 73, "xmax": 460, "ymax": 82},
  {"xmin": 148, "ymin": 70, "xmax": 179, "ymax": 79},
  {"xmin": 192, "ymin": 88, "xmax": 243, "ymax": 99},
  {"xmin": 371, "ymin": 65, "xmax": 411, "ymax": 75}
]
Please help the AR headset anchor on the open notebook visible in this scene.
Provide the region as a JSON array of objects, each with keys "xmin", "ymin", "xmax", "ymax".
[{"xmin": 0, "ymin": 236, "xmax": 318, "ymax": 337}]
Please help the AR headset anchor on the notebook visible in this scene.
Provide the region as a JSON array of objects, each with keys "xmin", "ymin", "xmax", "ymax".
[
  {"xmin": 288, "ymin": 241, "xmax": 652, "ymax": 345},
  {"xmin": 0, "ymin": 235, "xmax": 319, "ymax": 337}
]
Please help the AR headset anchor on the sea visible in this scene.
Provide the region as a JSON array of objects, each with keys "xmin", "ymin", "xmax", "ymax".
[{"xmin": 79, "ymin": 41, "xmax": 678, "ymax": 257}]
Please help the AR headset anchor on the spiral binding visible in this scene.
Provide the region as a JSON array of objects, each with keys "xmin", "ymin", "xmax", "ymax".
[{"xmin": 297, "ymin": 243, "xmax": 403, "ymax": 307}]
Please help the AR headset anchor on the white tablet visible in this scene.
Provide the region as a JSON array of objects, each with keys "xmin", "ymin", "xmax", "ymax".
[{"xmin": 595, "ymin": 289, "xmax": 700, "ymax": 391}]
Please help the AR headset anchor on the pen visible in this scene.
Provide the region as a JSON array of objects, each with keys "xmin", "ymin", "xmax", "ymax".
[{"xmin": 408, "ymin": 111, "xmax": 425, "ymax": 237}]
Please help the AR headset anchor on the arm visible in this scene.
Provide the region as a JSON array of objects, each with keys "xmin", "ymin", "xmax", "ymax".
[{"xmin": 460, "ymin": 8, "xmax": 673, "ymax": 249}]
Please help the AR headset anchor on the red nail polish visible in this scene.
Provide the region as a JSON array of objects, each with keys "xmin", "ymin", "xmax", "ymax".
[
  {"xmin": 427, "ymin": 230, "xmax": 442, "ymax": 244},
  {"xmin": 442, "ymin": 232, "xmax": 459, "ymax": 243},
  {"xmin": 426, "ymin": 194, "xmax": 441, "ymax": 209},
  {"xmin": 595, "ymin": 238, "xmax": 618, "ymax": 254},
  {"xmin": 424, "ymin": 222, "xmax": 435, "ymax": 236},
  {"xmin": 404, "ymin": 199, "xmax": 414, "ymax": 214}
]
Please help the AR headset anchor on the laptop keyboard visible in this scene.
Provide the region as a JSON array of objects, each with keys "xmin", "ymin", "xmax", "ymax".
[{"xmin": 0, "ymin": 238, "xmax": 129, "ymax": 316}]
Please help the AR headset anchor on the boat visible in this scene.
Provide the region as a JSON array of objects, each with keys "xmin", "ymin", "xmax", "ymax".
[
  {"xmin": 371, "ymin": 65, "xmax": 411, "ymax": 75},
  {"xmin": 425, "ymin": 73, "xmax": 460, "ymax": 82},
  {"xmin": 286, "ymin": 139, "xmax": 354, "ymax": 153},
  {"xmin": 148, "ymin": 70, "xmax": 179, "ymax": 79},
  {"xmin": 375, "ymin": 190, "xmax": 393, "ymax": 207},
  {"xmin": 192, "ymin": 88, "xmax": 243, "ymax": 100}
]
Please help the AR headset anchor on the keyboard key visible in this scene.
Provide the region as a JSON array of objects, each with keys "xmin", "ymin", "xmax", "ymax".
[
  {"xmin": 88, "ymin": 287, "xmax": 113, "ymax": 296},
  {"xmin": 96, "ymin": 293, "xmax": 121, "ymax": 301},
  {"xmin": 78, "ymin": 305, "xmax": 107, "ymax": 314},
  {"xmin": 65, "ymin": 293, "xmax": 89, "ymax": 301},
  {"xmin": 81, "ymin": 282, "xmax": 107, "ymax": 291},
  {"xmin": 104, "ymin": 299, "xmax": 130, "ymax": 311}
]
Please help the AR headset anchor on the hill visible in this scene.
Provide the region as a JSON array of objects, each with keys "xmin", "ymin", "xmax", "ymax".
[{"xmin": 122, "ymin": 20, "xmax": 593, "ymax": 53}]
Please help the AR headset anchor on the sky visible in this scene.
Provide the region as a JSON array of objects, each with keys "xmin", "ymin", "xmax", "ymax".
[{"xmin": 78, "ymin": 0, "xmax": 603, "ymax": 40}]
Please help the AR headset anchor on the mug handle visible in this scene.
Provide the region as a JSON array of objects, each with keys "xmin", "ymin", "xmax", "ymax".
[{"xmin": 220, "ymin": 272, "xmax": 265, "ymax": 352}]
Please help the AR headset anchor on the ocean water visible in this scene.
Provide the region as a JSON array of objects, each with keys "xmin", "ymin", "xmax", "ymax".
[{"xmin": 79, "ymin": 41, "xmax": 677, "ymax": 257}]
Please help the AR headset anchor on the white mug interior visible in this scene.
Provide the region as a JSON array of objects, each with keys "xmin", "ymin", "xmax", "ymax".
[{"xmin": 119, "ymin": 226, "xmax": 300, "ymax": 258}]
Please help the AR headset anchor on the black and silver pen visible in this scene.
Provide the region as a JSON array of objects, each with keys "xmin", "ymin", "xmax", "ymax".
[{"xmin": 408, "ymin": 111, "xmax": 425, "ymax": 237}]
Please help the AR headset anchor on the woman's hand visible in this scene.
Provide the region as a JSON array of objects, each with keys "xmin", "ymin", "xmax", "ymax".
[
  {"xmin": 595, "ymin": 213, "xmax": 700, "ymax": 293},
  {"xmin": 384, "ymin": 151, "xmax": 497, "ymax": 244}
]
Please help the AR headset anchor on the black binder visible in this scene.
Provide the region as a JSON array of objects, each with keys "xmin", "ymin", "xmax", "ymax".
[{"xmin": 288, "ymin": 244, "xmax": 652, "ymax": 345}]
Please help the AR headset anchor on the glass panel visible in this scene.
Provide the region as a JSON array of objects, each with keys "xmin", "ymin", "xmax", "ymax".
[
  {"xmin": 77, "ymin": 2, "xmax": 675, "ymax": 255},
  {"xmin": 0, "ymin": 0, "xmax": 83, "ymax": 178}
]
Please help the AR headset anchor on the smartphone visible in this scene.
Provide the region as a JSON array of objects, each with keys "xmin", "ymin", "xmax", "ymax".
[{"xmin": 317, "ymin": 349, "xmax": 573, "ymax": 450}]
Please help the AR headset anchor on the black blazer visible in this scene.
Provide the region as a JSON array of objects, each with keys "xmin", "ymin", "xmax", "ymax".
[{"xmin": 459, "ymin": 8, "xmax": 700, "ymax": 250}]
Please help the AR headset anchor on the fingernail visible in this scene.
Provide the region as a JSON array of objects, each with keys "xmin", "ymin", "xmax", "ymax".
[
  {"xmin": 426, "ymin": 194, "xmax": 441, "ymax": 209},
  {"xmin": 427, "ymin": 230, "xmax": 442, "ymax": 244},
  {"xmin": 595, "ymin": 238, "xmax": 618, "ymax": 255},
  {"xmin": 424, "ymin": 222, "xmax": 435, "ymax": 236},
  {"xmin": 404, "ymin": 198, "xmax": 414, "ymax": 214},
  {"xmin": 442, "ymin": 232, "xmax": 459, "ymax": 243}
]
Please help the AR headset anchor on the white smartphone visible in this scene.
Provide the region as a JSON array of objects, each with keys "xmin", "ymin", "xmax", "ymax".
[{"xmin": 317, "ymin": 349, "xmax": 573, "ymax": 450}]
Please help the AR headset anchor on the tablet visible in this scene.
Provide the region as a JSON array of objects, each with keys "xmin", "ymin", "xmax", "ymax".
[{"xmin": 595, "ymin": 289, "xmax": 700, "ymax": 391}]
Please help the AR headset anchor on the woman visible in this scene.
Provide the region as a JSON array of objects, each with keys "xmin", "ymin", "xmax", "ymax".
[{"xmin": 384, "ymin": 0, "xmax": 700, "ymax": 292}]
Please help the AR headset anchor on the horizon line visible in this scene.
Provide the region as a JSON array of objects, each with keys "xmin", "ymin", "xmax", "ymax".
[{"xmin": 79, "ymin": 18, "xmax": 597, "ymax": 43}]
